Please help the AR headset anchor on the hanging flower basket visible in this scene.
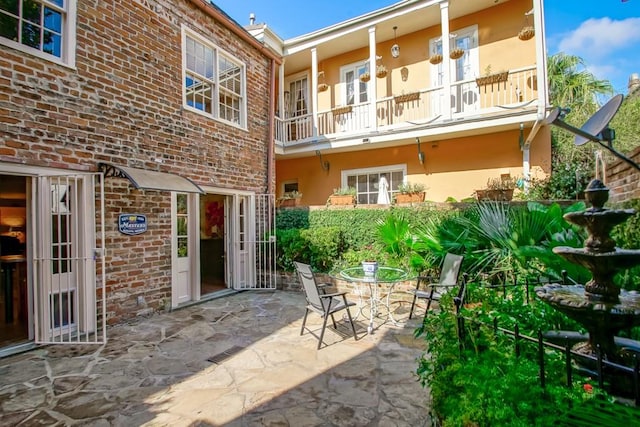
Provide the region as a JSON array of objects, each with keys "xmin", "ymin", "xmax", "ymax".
[
  {"xmin": 518, "ymin": 26, "xmax": 535, "ymax": 41},
  {"xmin": 317, "ymin": 83, "xmax": 329, "ymax": 92},
  {"xmin": 449, "ymin": 48, "xmax": 465, "ymax": 60},
  {"xmin": 429, "ymin": 54, "xmax": 443, "ymax": 65},
  {"xmin": 359, "ymin": 72, "xmax": 371, "ymax": 83},
  {"xmin": 376, "ymin": 65, "xmax": 388, "ymax": 78}
]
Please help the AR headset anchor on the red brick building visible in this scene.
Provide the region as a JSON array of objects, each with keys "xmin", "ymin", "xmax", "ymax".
[{"xmin": 0, "ymin": 0, "xmax": 278, "ymax": 354}]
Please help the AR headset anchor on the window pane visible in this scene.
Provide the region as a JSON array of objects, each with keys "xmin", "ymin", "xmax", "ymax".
[
  {"xmin": 23, "ymin": 0, "xmax": 42, "ymax": 25},
  {"xmin": 44, "ymin": 7, "xmax": 61, "ymax": 32},
  {"xmin": 185, "ymin": 74, "xmax": 213, "ymax": 113},
  {"xmin": 0, "ymin": 1, "xmax": 19, "ymax": 14},
  {"xmin": 22, "ymin": 22, "xmax": 41, "ymax": 49},
  {"xmin": 43, "ymin": 30, "xmax": 60, "ymax": 56},
  {"xmin": 177, "ymin": 237, "xmax": 188, "ymax": 257},
  {"xmin": 177, "ymin": 194, "xmax": 187, "ymax": 214},
  {"xmin": 0, "ymin": 15, "xmax": 19, "ymax": 41},
  {"xmin": 50, "ymin": 291, "xmax": 75, "ymax": 328}
]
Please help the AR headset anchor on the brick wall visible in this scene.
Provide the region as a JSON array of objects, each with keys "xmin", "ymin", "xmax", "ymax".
[
  {"xmin": 605, "ymin": 146, "xmax": 640, "ymax": 204},
  {"xmin": 1, "ymin": 0, "xmax": 274, "ymax": 325}
]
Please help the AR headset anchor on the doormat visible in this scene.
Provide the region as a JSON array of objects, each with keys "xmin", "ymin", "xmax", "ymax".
[{"xmin": 207, "ymin": 345, "xmax": 246, "ymax": 364}]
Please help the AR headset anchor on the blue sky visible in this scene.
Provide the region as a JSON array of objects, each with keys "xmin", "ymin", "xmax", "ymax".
[{"xmin": 212, "ymin": 0, "xmax": 640, "ymax": 98}]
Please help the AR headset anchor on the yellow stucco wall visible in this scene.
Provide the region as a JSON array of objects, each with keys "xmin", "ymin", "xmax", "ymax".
[
  {"xmin": 277, "ymin": 127, "xmax": 551, "ymax": 204},
  {"xmin": 310, "ymin": 0, "xmax": 536, "ymax": 111}
]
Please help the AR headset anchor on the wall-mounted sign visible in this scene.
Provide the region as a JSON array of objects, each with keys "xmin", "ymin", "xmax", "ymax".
[{"xmin": 118, "ymin": 214, "xmax": 147, "ymax": 235}]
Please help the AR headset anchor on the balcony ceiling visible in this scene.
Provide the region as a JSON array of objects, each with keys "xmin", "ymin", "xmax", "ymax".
[{"xmin": 283, "ymin": 0, "xmax": 512, "ymax": 74}]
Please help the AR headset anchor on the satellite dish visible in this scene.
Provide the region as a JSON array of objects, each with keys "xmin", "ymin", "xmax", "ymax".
[
  {"xmin": 574, "ymin": 94, "xmax": 623, "ymax": 146},
  {"xmin": 546, "ymin": 93, "xmax": 639, "ymax": 171}
]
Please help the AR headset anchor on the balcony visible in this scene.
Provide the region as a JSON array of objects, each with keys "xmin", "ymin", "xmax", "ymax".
[{"xmin": 275, "ymin": 65, "xmax": 538, "ymax": 147}]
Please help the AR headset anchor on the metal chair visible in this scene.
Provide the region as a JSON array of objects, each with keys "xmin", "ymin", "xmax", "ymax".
[
  {"xmin": 294, "ymin": 262, "xmax": 359, "ymax": 349},
  {"xmin": 409, "ymin": 253, "xmax": 464, "ymax": 321}
]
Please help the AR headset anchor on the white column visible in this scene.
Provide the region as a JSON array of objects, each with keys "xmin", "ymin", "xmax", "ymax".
[
  {"xmin": 440, "ymin": 1, "xmax": 452, "ymax": 120},
  {"xmin": 311, "ymin": 48, "xmax": 319, "ymax": 138},
  {"xmin": 533, "ymin": 0, "xmax": 548, "ymax": 116},
  {"xmin": 369, "ymin": 26, "xmax": 378, "ymax": 131}
]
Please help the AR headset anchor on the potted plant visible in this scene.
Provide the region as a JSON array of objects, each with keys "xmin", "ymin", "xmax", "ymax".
[
  {"xmin": 475, "ymin": 65, "xmax": 509, "ymax": 87},
  {"xmin": 278, "ymin": 191, "xmax": 302, "ymax": 207},
  {"xmin": 475, "ymin": 176, "xmax": 517, "ymax": 201},
  {"xmin": 327, "ymin": 187, "xmax": 357, "ymax": 206},
  {"xmin": 393, "ymin": 182, "xmax": 426, "ymax": 204}
]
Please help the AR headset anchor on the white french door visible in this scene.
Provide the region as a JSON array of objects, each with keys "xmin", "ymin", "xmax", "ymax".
[
  {"xmin": 33, "ymin": 173, "xmax": 105, "ymax": 344},
  {"xmin": 430, "ymin": 25, "xmax": 479, "ymax": 115},
  {"xmin": 171, "ymin": 192, "xmax": 198, "ymax": 306},
  {"xmin": 340, "ymin": 62, "xmax": 370, "ymax": 132}
]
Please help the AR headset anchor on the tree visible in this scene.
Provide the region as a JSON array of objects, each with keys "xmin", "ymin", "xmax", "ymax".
[{"xmin": 529, "ymin": 54, "xmax": 614, "ymax": 199}]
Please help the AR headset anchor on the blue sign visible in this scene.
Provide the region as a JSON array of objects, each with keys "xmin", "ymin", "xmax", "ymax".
[{"xmin": 118, "ymin": 214, "xmax": 147, "ymax": 235}]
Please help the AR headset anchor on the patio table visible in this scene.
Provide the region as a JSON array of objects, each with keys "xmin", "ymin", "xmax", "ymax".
[{"xmin": 336, "ymin": 266, "xmax": 414, "ymax": 334}]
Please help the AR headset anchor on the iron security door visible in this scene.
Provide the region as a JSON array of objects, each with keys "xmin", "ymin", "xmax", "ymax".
[{"xmin": 33, "ymin": 174, "xmax": 105, "ymax": 344}]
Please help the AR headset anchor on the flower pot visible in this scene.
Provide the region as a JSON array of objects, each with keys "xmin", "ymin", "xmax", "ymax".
[
  {"xmin": 518, "ymin": 26, "xmax": 535, "ymax": 41},
  {"xmin": 359, "ymin": 72, "xmax": 371, "ymax": 83},
  {"xmin": 476, "ymin": 72, "xmax": 509, "ymax": 86},
  {"xmin": 394, "ymin": 193, "xmax": 425, "ymax": 204},
  {"xmin": 362, "ymin": 261, "xmax": 378, "ymax": 277},
  {"xmin": 475, "ymin": 189, "xmax": 513, "ymax": 201},
  {"xmin": 279, "ymin": 198, "xmax": 301, "ymax": 207},
  {"xmin": 394, "ymin": 92, "xmax": 420, "ymax": 103},
  {"xmin": 328, "ymin": 195, "xmax": 356, "ymax": 206},
  {"xmin": 429, "ymin": 54, "xmax": 443, "ymax": 65},
  {"xmin": 317, "ymin": 83, "xmax": 329, "ymax": 92},
  {"xmin": 449, "ymin": 47, "xmax": 465, "ymax": 60}
]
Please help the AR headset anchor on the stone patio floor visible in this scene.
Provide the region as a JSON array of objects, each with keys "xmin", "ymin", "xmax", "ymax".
[{"xmin": 0, "ymin": 290, "xmax": 433, "ymax": 426}]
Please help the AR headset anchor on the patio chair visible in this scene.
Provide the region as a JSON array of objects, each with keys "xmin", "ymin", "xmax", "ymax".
[
  {"xmin": 294, "ymin": 262, "xmax": 359, "ymax": 349},
  {"xmin": 409, "ymin": 253, "xmax": 464, "ymax": 321}
]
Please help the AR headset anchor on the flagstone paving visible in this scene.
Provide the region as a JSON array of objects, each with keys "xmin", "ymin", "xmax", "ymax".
[{"xmin": 0, "ymin": 290, "xmax": 432, "ymax": 426}]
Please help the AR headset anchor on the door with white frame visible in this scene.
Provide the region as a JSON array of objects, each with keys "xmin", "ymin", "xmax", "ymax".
[
  {"xmin": 33, "ymin": 173, "xmax": 105, "ymax": 345},
  {"xmin": 340, "ymin": 61, "xmax": 370, "ymax": 132},
  {"xmin": 171, "ymin": 192, "xmax": 198, "ymax": 306},
  {"xmin": 430, "ymin": 25, "xmax": 479, "ymax": 115}
]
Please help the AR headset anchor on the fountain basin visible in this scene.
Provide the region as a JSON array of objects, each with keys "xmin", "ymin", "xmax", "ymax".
[{"xmin": 536, "ymin": 283, "xmax": 640, "ymax": 361}]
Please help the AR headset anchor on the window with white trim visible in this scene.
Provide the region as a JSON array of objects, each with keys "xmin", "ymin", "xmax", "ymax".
[
  {"xmin": 183, "ymin": 27, "xmax": 246, "ymax": 127},
  {"xmin": 0, "ymin": 0, "xmax": 76, "ymax": 66},
  {"xmin": 343, "ymin": 165, "xmax": 405, "ymax": 205},
  {"xmin": 341, "ymin": 61, "xmax": 369, "ymax": 106}
]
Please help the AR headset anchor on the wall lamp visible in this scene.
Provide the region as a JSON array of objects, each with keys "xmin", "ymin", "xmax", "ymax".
[
  {"xmin": 416, "ymin": 138, "xmax": 425, "ymax": 164},
  {"xmin": 316, "ymin": 150, "xmax": 330, "ymax": 172}
]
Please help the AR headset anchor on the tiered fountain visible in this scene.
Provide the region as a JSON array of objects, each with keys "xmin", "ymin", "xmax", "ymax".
[
  {"xmin": 538, "ymin": 94, "xmax": 640, "ymax": 367},
  {"xmin": 536, "ymin": 179, "xmax": 640, "ymax": 363}
]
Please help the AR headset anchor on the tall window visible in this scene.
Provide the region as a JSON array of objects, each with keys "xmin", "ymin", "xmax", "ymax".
[
  {"xmin": 344, "ymin": 166, "xmax": 405, "ymax": 205},
  {"xmin": 183, "ymin": 27, "xmax": 246, "ymax": 127},
  {"xmin": 0, "ymin": 0, "xmax": 76, "ymax": 65},
  {"xmin": 288, "ymin": 76, "xmax": 308, "ymax": 117},
  {"xmin": 341, "ymin": 61, "xmax": 369, "ymax": 106}
]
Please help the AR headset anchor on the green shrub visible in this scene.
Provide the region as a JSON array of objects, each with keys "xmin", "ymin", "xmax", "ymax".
[{"xmin": 275, "ymin": 226, "xmax": 345, "ymax": 271}]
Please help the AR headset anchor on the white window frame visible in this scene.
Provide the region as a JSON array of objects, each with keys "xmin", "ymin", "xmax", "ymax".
[
  {"xmin": 0, "ymin": 0, "xmax": 77, "ymax": 68},
  {"xmin": 341, "ymin": 164, "xmax": 406, "ymax": 205},
  {"xmin": 181, "ymin": 25, "xmax": 247, "ymax": 129},
  {"xmin": 429, "ymin": 24, "xmax": 478, "ymax": 85},
  {"xmin": 340, "ymin": 60, "xmax": 369, "ymax": 106}
]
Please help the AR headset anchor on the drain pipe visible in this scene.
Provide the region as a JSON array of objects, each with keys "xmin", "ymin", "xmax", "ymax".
[
  {"xmin": 522, "ymin": 0, "xmax": 549, "ymax": 194},
  {"xmin": 267, "ymin": 59, "xmax": 276, "ymax": 195}
]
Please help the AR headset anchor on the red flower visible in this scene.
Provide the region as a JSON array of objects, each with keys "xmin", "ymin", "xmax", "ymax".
[{"xmin": 583, "ymin": 384, "xmax": 593, "ymax": 393}]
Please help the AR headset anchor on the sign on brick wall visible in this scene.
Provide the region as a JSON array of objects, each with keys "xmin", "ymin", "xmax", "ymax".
[{"xmin": 118, "ymin": 214, "xmax": 147, "ymax": 235}]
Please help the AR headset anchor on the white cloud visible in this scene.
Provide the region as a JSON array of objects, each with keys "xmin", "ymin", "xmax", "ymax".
[{"xmin": 558, "ymin": 17, "xmax": 640, "ymax": 58}]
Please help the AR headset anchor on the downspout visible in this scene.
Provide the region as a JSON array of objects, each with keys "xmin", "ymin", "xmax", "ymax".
[
  {"xmin": 522, "ymin": 0, "xmax": 548, "ymax": 193},
  {"xmin": 188, "ymin": 0, "xmax": 281, "ymax": 195},
  {"xmin": 267, "ymin": 59, "xmax": 276, "ymax": 195}
]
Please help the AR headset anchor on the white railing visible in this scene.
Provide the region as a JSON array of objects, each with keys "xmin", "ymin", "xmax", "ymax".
[{"xmin": 275, "ymin": 65, "xmax": 537, "ymax": 146}]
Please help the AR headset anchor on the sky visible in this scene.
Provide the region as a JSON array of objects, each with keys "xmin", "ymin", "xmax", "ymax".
[{"xmin": 211, "ymin": 0, "xmax": 640, "ymax": 97}]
